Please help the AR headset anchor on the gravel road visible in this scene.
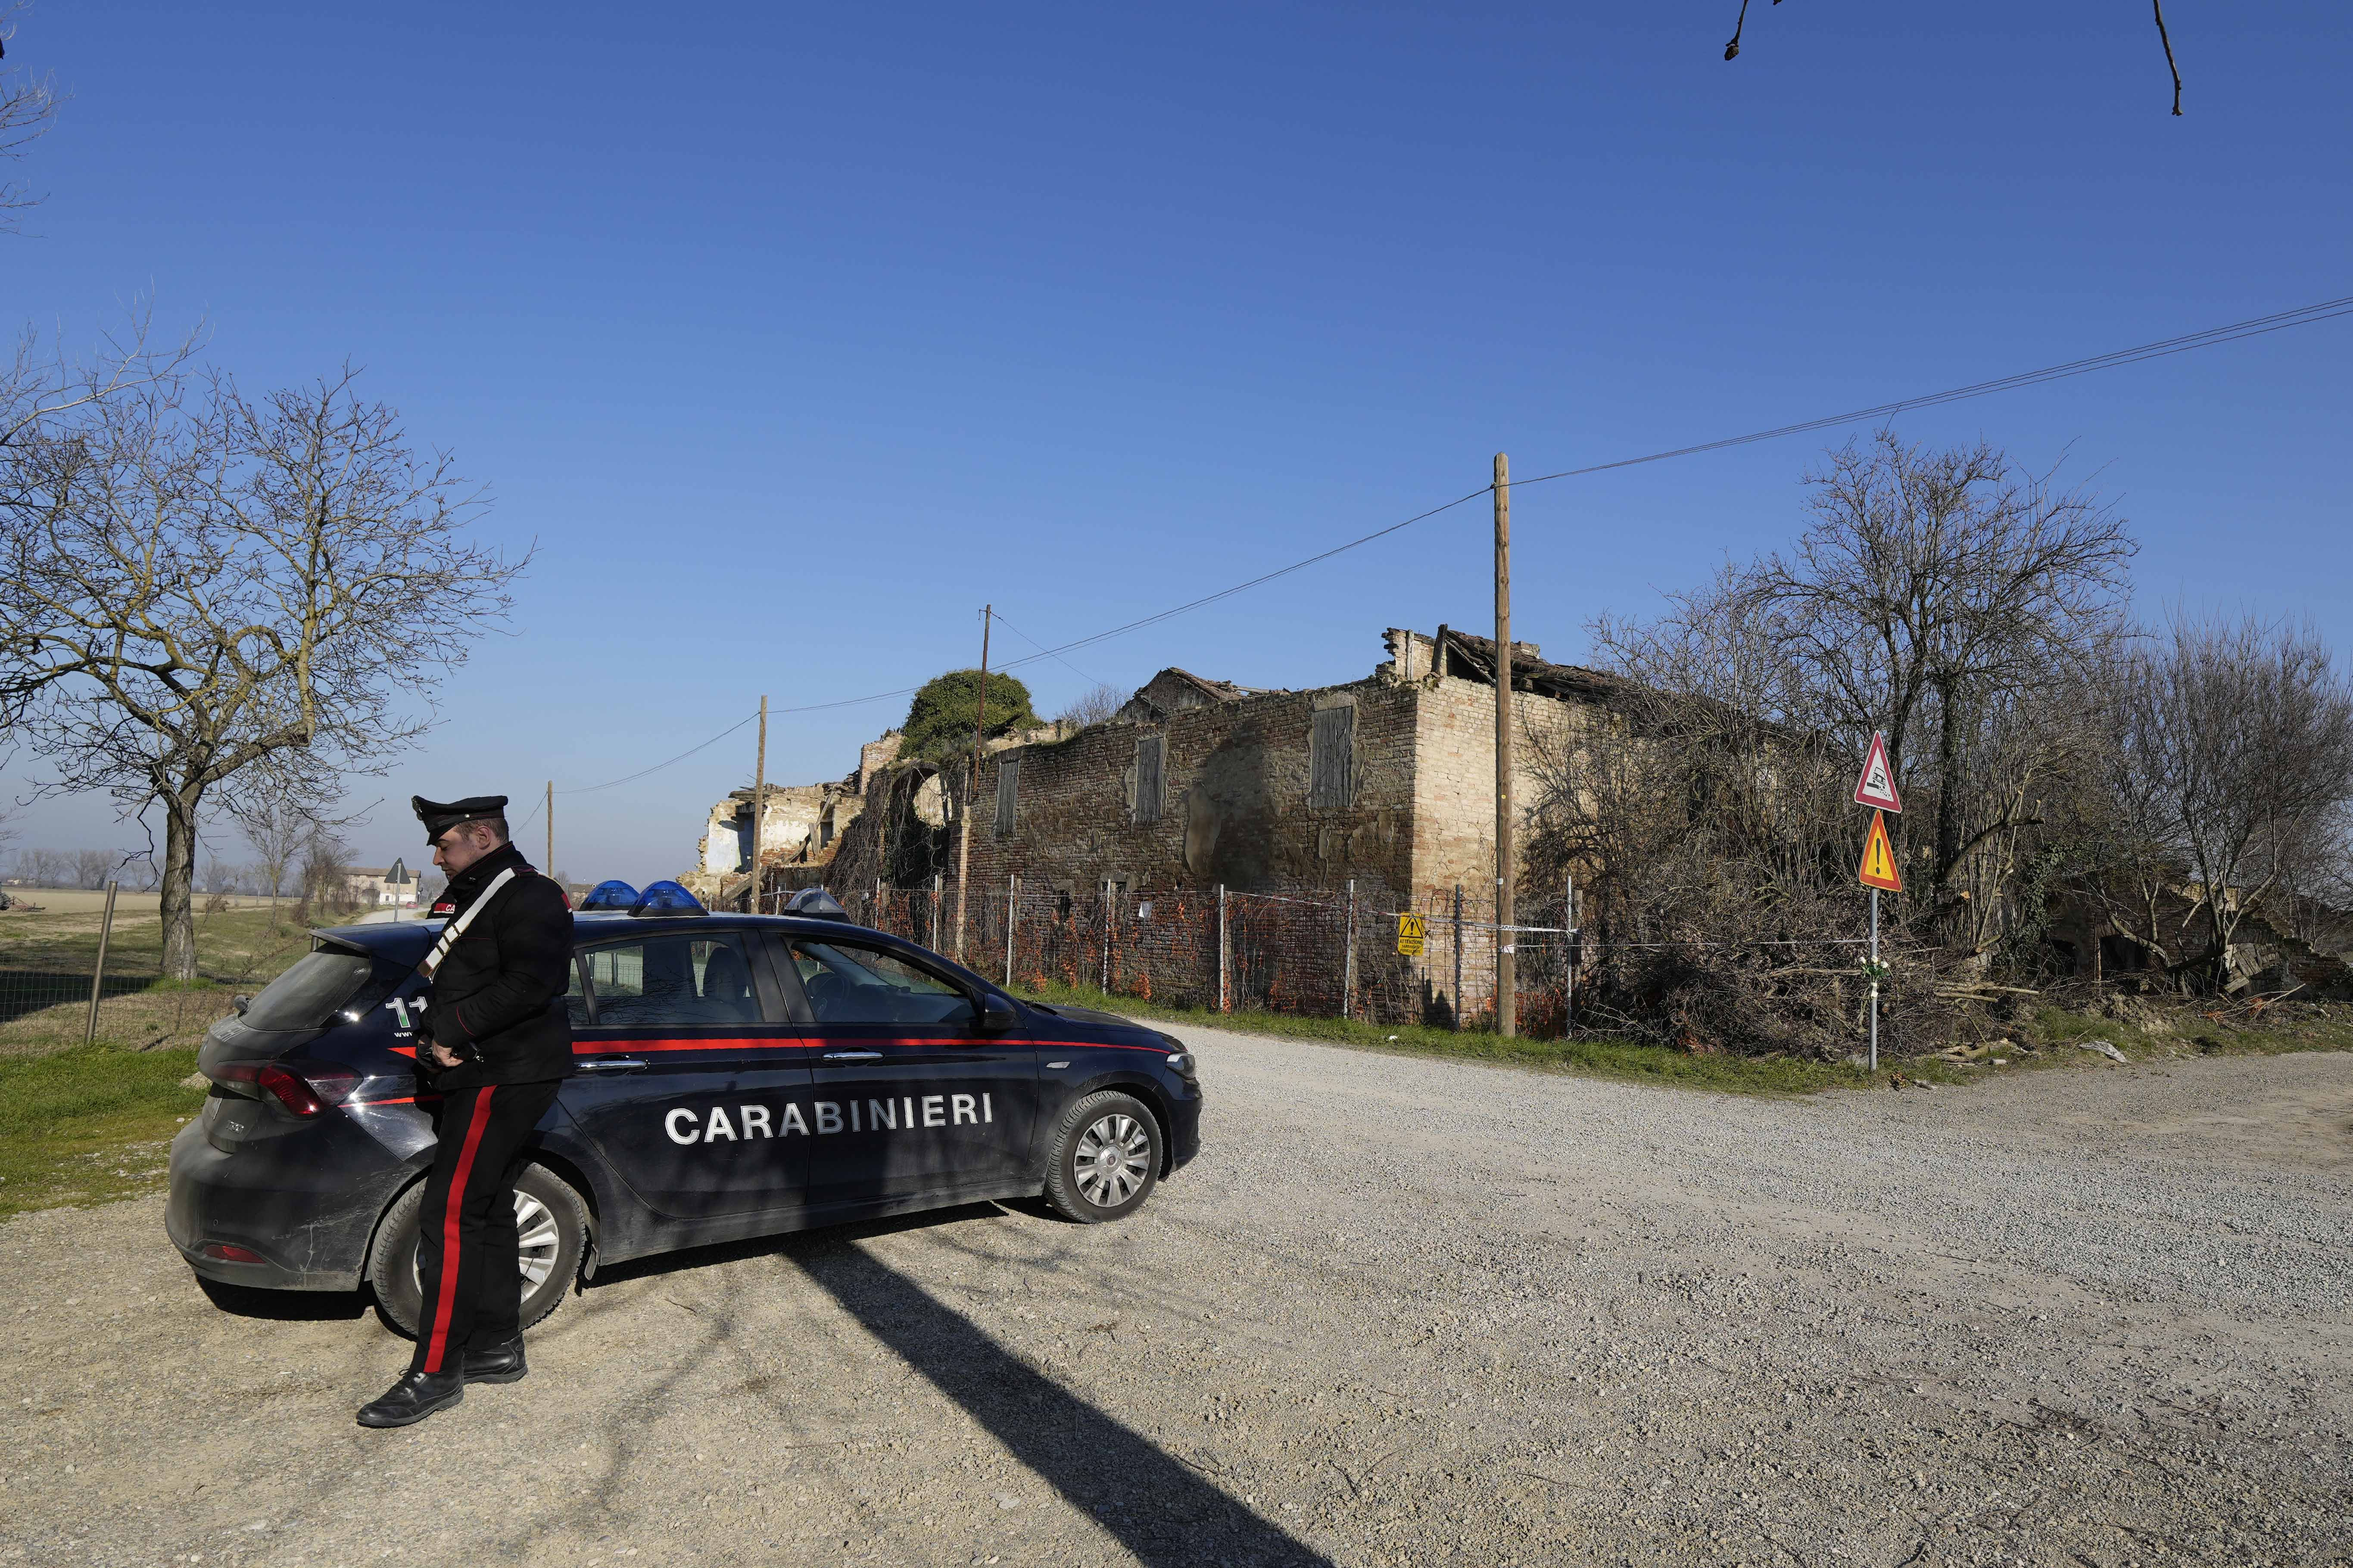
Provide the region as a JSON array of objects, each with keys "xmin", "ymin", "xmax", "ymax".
[{"xmin": 4, "ymin": 1030, "xmax": 2350, "ymax": 1568}]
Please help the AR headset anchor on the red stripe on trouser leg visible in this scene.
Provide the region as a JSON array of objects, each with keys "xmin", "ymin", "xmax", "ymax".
[{"xmin": 423, "ymin": 1086, "xmax": 497, "ymax": 1374}]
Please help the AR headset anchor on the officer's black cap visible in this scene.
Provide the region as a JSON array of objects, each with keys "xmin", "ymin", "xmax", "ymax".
[{"xmin": 412, "ymin": 794, "xmax": 510, "ymax": 844}]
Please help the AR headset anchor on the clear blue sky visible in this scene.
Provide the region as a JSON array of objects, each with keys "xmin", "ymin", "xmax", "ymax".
[{"xmin": 4, "ymin": 2, "xmax": 2348, "ymax": 884}]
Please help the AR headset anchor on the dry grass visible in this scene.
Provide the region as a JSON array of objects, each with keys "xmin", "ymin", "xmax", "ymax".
[{"xmin": 0, "ymin": 905, "xmax": 318, "ymax": 1058}]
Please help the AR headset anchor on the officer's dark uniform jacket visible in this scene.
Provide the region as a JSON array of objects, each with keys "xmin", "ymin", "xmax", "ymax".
[{"xmin": 423, "ymin": 842, "xmax": 574, "ymax": 1089}]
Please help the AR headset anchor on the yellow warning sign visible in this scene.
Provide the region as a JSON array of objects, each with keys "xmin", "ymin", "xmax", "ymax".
[
  {"xmin": 1396, "ymin": 912, "xmax": 1428, "ymax": 957},
  {"xmin": 1857, "ymin": 809, "xmax": 1903, "ymax": 893}
]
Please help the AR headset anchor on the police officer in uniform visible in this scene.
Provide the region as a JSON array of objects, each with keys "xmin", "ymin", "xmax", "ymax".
[{"xmin": 358, "ymin": 795, "xmax": 575, "ymax": 1428}]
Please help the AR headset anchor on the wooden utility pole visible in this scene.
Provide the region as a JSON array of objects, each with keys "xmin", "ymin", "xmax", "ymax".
[
  {"xmin": 750, "ymin": 695, "xmax": 768, "ymax": 913},
  {"xmin": 1493, "ymin": 451, "xmax": 1516, "ymax": 1038},
  {"xmin": 545, "ymin": 781, "xmax": 553, "ymax": 882},
  {"xmin": 952, "ymin": 607, "xmax": 991, "ymax": 961}
]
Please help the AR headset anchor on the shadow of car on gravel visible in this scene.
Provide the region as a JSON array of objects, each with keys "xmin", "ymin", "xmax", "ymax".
[
  {"xmin": 592, "ymin": 1204, "xmax": 1333, "ymax": 1568},
  {"xmin": 195, "ymin": 1275, "xmax": 371, "ymax": 1321}
]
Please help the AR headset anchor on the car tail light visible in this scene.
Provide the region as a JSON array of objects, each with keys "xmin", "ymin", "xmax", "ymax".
[
  {"xmin": 256, "ymin": 1062, "xmax": 361, "ymax": 1117},
  {"xmin": 206, "ymin": 1061, "xmax": 262, "ymax": 1090},
  {"xmin": 199, "ymin": 1242, "xmax": 266, "ymax": 1263}
]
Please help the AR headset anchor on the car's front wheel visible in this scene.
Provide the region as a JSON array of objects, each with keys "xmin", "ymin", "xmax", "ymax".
[
  {"xmin": 1043, "ymin": 1090, "xmax": 1162, "ymax": 1223},
  {"xmin": 366, "ymin": 1164, "xmax": 587, "ymax": 1338}
]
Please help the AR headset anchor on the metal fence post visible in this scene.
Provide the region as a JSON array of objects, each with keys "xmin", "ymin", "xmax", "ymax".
[
  {"xmin": 1100, "ymin": 879, "xmax": 1113, "ymax": 994},
  {"xmin": 1446, "ymin": 884, "xmax": 1463, "ymax": 1027},
  {"xmin": 1004, "ymin": 874, "xmax": 1018, "ymax": 988},
  {"xmin": 84, "ymin": 878, "xmax": 120, "ymax": 1047},
  {"xmin": 1564, "ymin": 872, "xmax": 1576, "ymax": 1037},
  {"xmin": 1217, "ymin": 884, "xmax": 1228, "ymax": 1013},
  {"xmin": 1343, "ymin": 878, "xmax": 1357, "ymax": 1021},
  {"xmin": 931, "ymin": 873, "xmax": 942, "ymax": 952}
]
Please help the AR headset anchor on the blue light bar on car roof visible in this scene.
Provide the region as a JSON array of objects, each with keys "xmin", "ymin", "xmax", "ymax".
[
  {"xmin": 630, "ymin": 880, "xmax": 707, "ymax": 917},
  {"xmin": 578, "ymin": 880, "xmax": 640, "ymax": 911}
]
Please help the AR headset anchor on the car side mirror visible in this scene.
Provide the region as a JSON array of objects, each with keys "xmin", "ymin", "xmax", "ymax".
[
  {"xmin": 977, "ymin": 992, "xmax": 1017, "ymax": 1033},
  {"xmin": 233, "ymin": 994, "xmax": 252, "ymax": 1017}
]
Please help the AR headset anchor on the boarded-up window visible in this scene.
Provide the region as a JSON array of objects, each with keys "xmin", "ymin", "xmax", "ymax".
[
  {"xmin": 1134, "ymin": 734, "xmax": 1164, "ymax": 823},
  {"xmin": 994, "ymin": 755, "xmax": 1020, "ymax": 837},
  {"xmin": 1308, "ymin": 706, "xmax": 1354, "ymax": 809}
]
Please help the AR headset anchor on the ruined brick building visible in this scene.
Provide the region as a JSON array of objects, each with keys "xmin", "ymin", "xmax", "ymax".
[{"xmin": 717, "ymin": 625, "xmax": 1633, "ymax": 917}]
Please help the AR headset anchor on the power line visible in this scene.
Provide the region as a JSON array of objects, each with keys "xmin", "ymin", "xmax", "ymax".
[
  {"xmin": 987, "ymin": 607, "xmax": 1106, "ymax": 690},
  {"xmin": 530, "ymin": 291, "xmax": 2350, "ymax": 799},
  {"xmin": 1513, "ymin": 293, "xmax": 2353, "ymax": 487},
  {"xmin": 982, "ymin": 291, "xmax": 2353, "ymax": 672},
  {"xmin": 554, "ymin": 710, "xmax": 760, "ymax": 796},
  {"xmin": 992, "ymin": 486, "xmax": 1496, "ymax": 673}
]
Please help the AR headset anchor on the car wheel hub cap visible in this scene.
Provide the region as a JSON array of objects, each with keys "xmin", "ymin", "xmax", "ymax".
[
  {"xmin": 412, "ymin": 1191, "xmax": 560, "ymax": 1298},
  {"xmin": 1074, "ymin": 1114, "xmax": 1149, "ymax": 1206}
]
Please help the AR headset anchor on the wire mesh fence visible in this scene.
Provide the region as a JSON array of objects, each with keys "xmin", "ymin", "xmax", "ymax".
[
  {"xmin": 0, "ymin": 886, "xmax": 173, "ymax": 1052},
  {"xmin": 801, "ymin": 878, "xmax": 1600, "ymax": 1036}
]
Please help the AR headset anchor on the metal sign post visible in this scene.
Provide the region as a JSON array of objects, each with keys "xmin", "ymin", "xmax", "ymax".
[
  {"xmin": 1869, "ymin": 887, "xmax": 1879, "ymax": 1072},
  {"xmin": 1855, "ymin": 799, "xmax": 1904, "ymax": 1071},
  {"xmin": 1852, "ymin": 732, "xmax": 1905, "ymax": 1072}
]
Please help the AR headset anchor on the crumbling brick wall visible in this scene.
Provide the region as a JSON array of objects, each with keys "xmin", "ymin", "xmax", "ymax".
[{"xmin": 960, "ymin": 674, "xmax": 1420, "ymax": 907}]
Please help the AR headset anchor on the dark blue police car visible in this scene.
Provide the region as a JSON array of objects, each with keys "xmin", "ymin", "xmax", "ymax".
[{"xmin": 167, "ymin": 885, "xmax": 1202, "ymax": 1335}]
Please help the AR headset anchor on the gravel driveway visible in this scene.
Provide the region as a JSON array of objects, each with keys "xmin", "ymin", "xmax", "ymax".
[{"xmin": 4, "ymin": 1030, "xmax": 2349, "ymax": 1567}]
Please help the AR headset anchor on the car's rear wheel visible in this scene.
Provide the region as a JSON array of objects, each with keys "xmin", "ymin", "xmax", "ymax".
[
  {"xmin": 1042, "ymin": 1091, "xmax": 1161, "ymax": 1223},
  {"xmin": 366, "ymin": 1164, "xmax": 587, "ymax": 1338}
]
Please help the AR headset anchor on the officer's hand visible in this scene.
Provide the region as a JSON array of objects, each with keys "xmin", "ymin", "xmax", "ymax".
[{"xmin": 426, "ymin": 1042, "xmax": 463, "ymax": 1070}]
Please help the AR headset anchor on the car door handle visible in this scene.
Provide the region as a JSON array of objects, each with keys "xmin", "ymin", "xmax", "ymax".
[
  {"xmin": 577, "ymin": 1058, "xmax": 648, "ymax": 1073},
  {"xmin": 821, "ymin": 1050, "xmax": 882, "ymax": 1061}
]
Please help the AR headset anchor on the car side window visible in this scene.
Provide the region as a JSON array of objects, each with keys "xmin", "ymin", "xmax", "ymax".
[
  {"xmin": 788, "ymin": 940, "xmax": 976, "ymax": 1027},
  {"xmin": 580, "ymin": 932, "xmax": 763, "ymax": 1027}
]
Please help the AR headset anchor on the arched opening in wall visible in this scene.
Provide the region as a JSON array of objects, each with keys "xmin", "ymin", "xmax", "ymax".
[{"xmin": 881, "ymin": 767, "xmax": 955, "ymax": 887}]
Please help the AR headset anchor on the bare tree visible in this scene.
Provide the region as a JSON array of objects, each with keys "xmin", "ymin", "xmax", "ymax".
[
  {"xmin": 69, "ymin": 846, "xmax": 109, "ymax": 888},
  {"xmin": 1737, "ymin": 432, "xmax": 2134, "ymax": 944},
  {"xmin": 2094, "ymin": 614, "xmax": 2353, "ymax": 987},
  {"xmin": 0, "ymin": 365, "xmax": 523, "ymax": 978},
  {"xmin": 0, "ymin": 4, "xmax": 60, "ymax": 229},
  {"xmin": 228, "ymin": 768, "xmax": 334, "ymax": 929},
  {"xmin": 296, "ymin": 825, "xmax": 357, "ymax": 919},
  {"xmin": 1533, "ymin": 574, "xmax": 1873, "ymax": 1053},
  {"xmin": 1054, "ymin": 683, "xmax": 1127, "ymax": 729}
]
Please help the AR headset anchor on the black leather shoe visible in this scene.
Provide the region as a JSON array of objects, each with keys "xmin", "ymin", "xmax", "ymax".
[
  {"xmin": 356, "ymin": 1369, "xmax": 465, "ymax": 1428},
  {"xmin": 463, "ymin": 1337, "xmax": 527, "ymax": 1385}
]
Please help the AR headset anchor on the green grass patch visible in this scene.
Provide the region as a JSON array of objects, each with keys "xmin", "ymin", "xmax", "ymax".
[
  {"xmin": 1010, "ymin": 978, "xmax": 1906, "ymax": 1096},
  {"xmin": 0, "ymin": 1045, "xmax": 208, "ymax": 1220}
]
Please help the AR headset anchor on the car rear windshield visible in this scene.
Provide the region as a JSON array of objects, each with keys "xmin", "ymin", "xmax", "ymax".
[{"xmin": 242, "ymin": 949, "xmax": 377, "ymax": 1033}]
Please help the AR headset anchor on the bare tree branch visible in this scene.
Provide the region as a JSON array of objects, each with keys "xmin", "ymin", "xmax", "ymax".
[
  {"xmin": 2153, "ymin": 0, "xmax": 2184, "ymax": 116},
  {"xmin": 0, "ymin": 3, "xmax": 61, "ymax": 229}
]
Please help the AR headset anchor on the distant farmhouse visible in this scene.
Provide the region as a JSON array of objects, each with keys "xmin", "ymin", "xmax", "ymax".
[{"xmin": 346, "ymin": 859, "xmax": 420, "ymax": 909}]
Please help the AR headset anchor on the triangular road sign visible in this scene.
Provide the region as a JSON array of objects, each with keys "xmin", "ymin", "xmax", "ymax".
[
  {"xmin": 1857, "ymin": 809, "xmax": 1903, "ymax": 893},
  {"xmin": 1854, "ymin": 731, "xmax": 1903, "ymax": 813}
]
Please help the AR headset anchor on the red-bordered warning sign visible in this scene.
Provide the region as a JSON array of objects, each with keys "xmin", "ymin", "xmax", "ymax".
[
  {"xmin": 1853, "ymin": 731, "xmax": 1903, "ymax": 813},
  {"xmin": 1857, "ymin": 809, "xmax": 1904, "ymax": 892}
]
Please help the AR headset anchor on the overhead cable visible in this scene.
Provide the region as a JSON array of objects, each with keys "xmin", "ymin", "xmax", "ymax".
[
  {"xmin": 534, "ymin": 291, "xmax": 2351, "ymax": 796},
  {"xmin": 1513, "ymin": 293, "xmax": 2353, "ymax": 488}
]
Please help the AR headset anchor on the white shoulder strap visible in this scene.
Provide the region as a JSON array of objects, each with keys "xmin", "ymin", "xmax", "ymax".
[{"xmin": 418, "ymin": 866, "xmax": 520, "ymax": 978}]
